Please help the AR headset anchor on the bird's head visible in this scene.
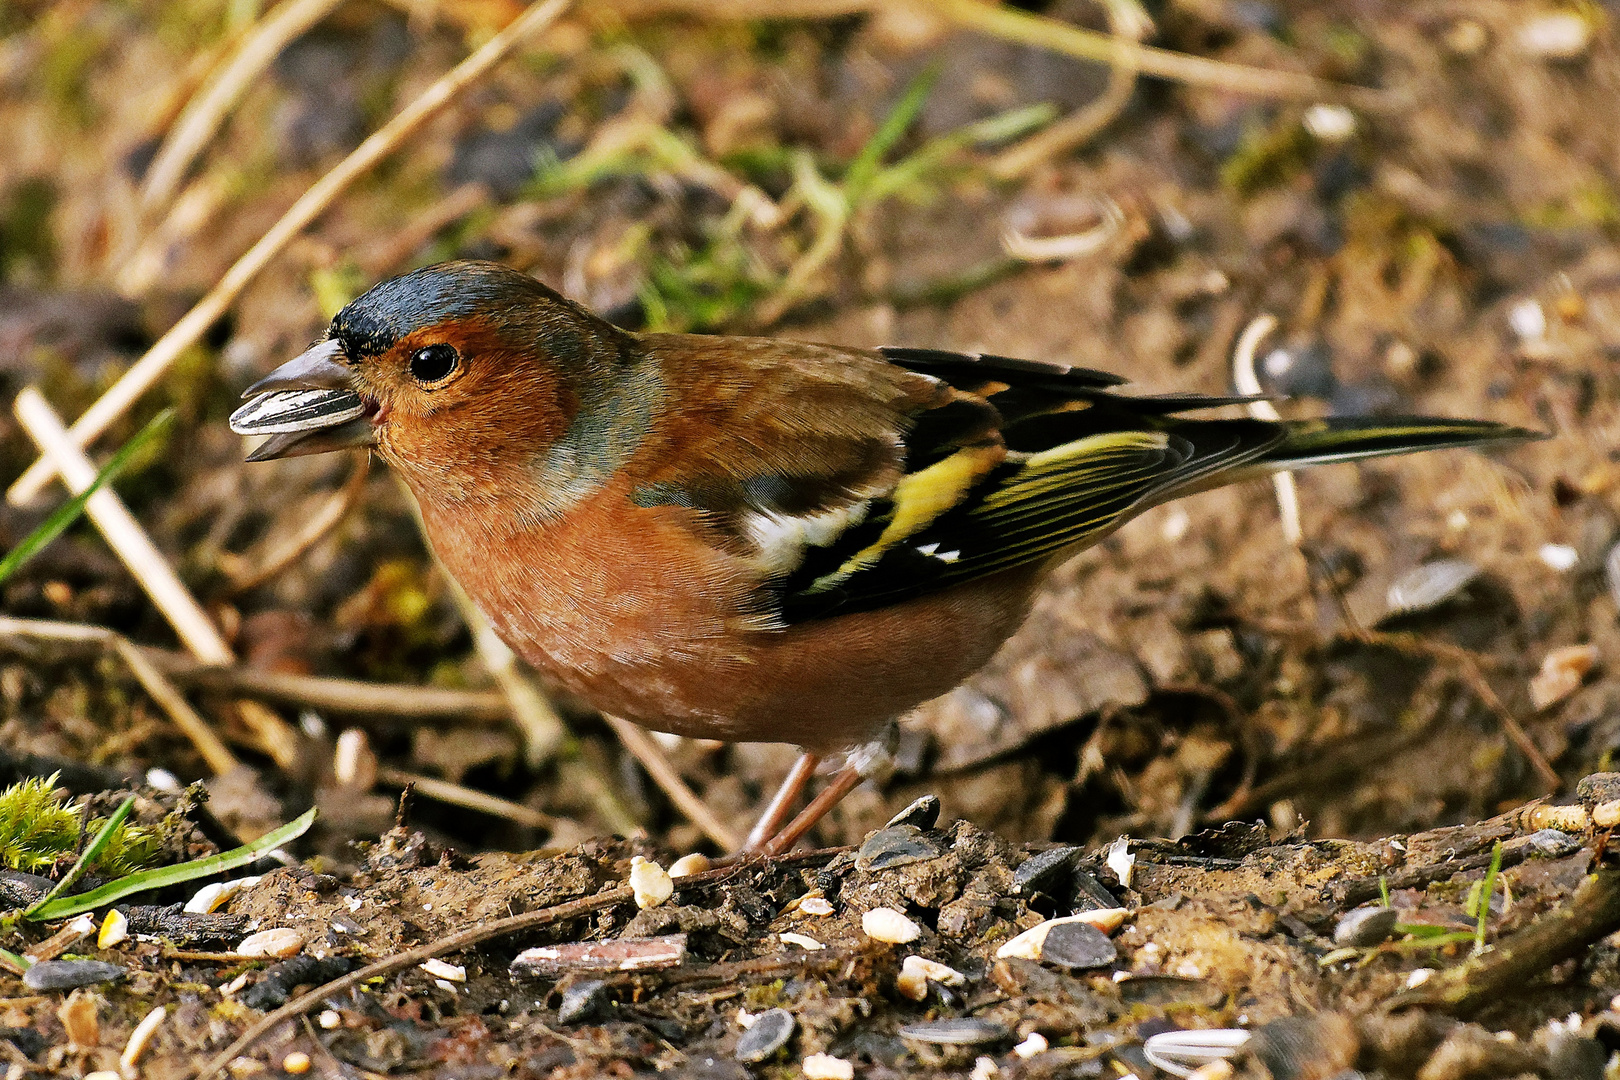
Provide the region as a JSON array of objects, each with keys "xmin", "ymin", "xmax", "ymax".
[{"xmin": 232, "ymin": 261, "xmax": 655, "ymax": 518}]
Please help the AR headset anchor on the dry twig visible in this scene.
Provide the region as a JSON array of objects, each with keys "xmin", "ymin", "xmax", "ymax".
[
  {"xmin": 7, "ymin": 0, "xmax": 576, "ymax": 508},
  {"xmin": 139, "ymin": 0, "xmax": 349, "ymax": 216},
  {"xmin": 606, "ymin": 716, "xmax": 741, "ymax": 850},
  {"xmin": 219, "ymin": 451, "xmax": 371, "ymax": 595},
  {"xmin": 376, "ymin": 767, "xmax": 557, "ymax": 831},
  {"xmin": 0, "ymin": 617, "xmax": 239, "ymax": 776}
]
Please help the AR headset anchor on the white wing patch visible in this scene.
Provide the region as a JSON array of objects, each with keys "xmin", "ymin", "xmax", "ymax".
[{"xmin": 744, "ymin": 500, "xmax": 872, "ymax": 578}]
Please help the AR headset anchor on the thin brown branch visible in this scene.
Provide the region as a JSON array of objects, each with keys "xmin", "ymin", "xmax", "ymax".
[
  {"xmin": 0, "ymin": 617, "xmax": 239, "ymax": 776},
  {"xmin": 190, "ymin": 884, "xmax": 636, "ymax": 1080},
  {"xmin": 606, "ymin": 716, "xmax": 741, "ymax": 850},
  {"xmin": 139, "ymin": 0, "xmax": 349, "ymax": 215},
  {"xmin": 220, "ymin": 451, "xmax": 370, "ymax": 595},
  {"xmin": 7, "ymin": 0, "xmax": 576, "ymax": 507},
  {"xmin": 376, "ymin": 767, "xmax": 557, "ymax": 831}
]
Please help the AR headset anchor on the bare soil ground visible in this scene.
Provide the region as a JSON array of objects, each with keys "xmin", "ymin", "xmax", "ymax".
[{"xmin": 3, "ymin": 1, "xmax": 1620, "ymax": 1077}]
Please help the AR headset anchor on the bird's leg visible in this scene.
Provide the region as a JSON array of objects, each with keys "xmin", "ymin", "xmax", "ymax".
[
  {"xmin": 758, "ymin": 732, "xmax": 896, "ymax": 855},
  {"xmin": 762, "ymin": 763, "xmax": 862, "ymax": 855},
  {"xmin": 742, "ymin": 752, "xmax": 819, "ymax": 852}
]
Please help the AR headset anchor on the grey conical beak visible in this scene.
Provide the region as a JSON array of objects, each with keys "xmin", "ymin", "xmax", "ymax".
[{"xmin": 230, "ymin": 339, "xmax": 375, "ymax": 461}]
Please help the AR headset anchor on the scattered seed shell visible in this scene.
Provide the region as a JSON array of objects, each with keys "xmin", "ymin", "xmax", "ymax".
[
  {"xmin": 1038, "ymin": 921, "xmax": 1118, "ymax": 970},
  {"xmin": 897, "ymin": 955, "xmax": 967, "ymax": 1000},
  {"xmin": 97, "ymin": 909, "xmax": 129, "ymax": 949},
  {"xmin": 25, "ymin": 959, "xmax": 126, "ymax": 991},
  {"xmin": 798, "ymin": 896, "xmax": 834, "ymax": 917},
  {"xmin": 237, "ymin": 928, "xmax": 304, "ymax": 959},
  {"xmin": 120, "ymin": 1005, "xmax": 165, "ymax": 1072},
  {"xmin": 779, "ymin": 932, "xmax": 824, "ymax": 951},
  {"xmin": 420, "ymin": 958, "xmax": 466, "ymax": 982},
  {"xmin": 318, "ymin": 1010, "xmax": 341, "ymax": 1030},
  {"xmin": 802, "ymin": 1052, "xmax": 855, "ymax": 1079},
  {"xmin": 1142, "ymin": 1029, "xmax": 1251, "ymax": 1076},
  {"xmin": 282, "ymin": 1051, "xmax": 311, "ymax": 1075},
  {"xmin": 1333, "ymin": 906, "xmax": 1399, "ymax": 947},
  {"xmin": 899, "ymin": 1018, "xmax": 1010, "ymax": 1046},
  {"xmin": 184, "ymin": 876, "xmax": 260, "ymax": 915},
  {"xmin": 734, "ymin": 1007, "xmax": 795, "ymax": 1063},
  {"xmin": 1530, "ymin": 644, "xmax": 1598, "ymax": 710},
  {"xmin": 1014, "ymin": 1032, "xmax": 1049, "ymax": 1058},
  {"xmin": 971, "ymin": 1055, "xmax": 1000, "ymax": 1080},
  {"xmin": 995, "ymin": 909, "xmax": 1128, "ymax": 961},
  {"xmin": 1518, "ymin": 11, "xmax": 1591, "ymax": 58},
  {"xmin": 669, "ymin": 853, "xmax": 710, "ymax": 878},
  {"xmin": 885, "ymin": 794, "xmax": 941, "ymax": 830},
  {"xmin": 1539, "ymin": 543, "xmax": 1579, "ymax": 571},
  {"xmin": 1106, "ymin": 836, "xmax": 1135, "ymax": 889},
  {"xmin": 862, "ymin": 907, "xmax": 921, "ymax": 943},
  {"xmin": 1385, "ymin": 559, "xmax": 1479, "ymax": 615},
  {"xmin": 558, "ymin": 980, "xmax": 611, "ymax": 1024},
  {"xmin": 629, "ymin": 856, "xmax": 674, "ymax": 909},
  {"xmin": 57, "ymin": 988, "xmax": 100, "ymax": 1047}
]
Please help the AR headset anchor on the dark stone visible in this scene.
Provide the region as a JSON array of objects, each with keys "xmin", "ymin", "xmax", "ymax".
[
  {"xmin": 856, "ymin": 826, "xmax": 943, "ymax": 872},
  {"xmin": 1333, "ymin": 907, "xmax": 1399, "ymax": 947},
  {"xmin": 1547, "ymin": 1032, "xmax": 1607, "ymax": 1080},
  {"xmin": 670, "ymin": 1056, "xmax": 749, "ymax": 1080},
  {"xmin": 733, "ymin": 1008, "xmax": 794, "ymax": 1063},
  {"xmin": 1039, "ymin": 922, "xmax": 1117, "ymax": 970},
  {"xmin": 557, "ymin": 980, "xmax": 611, "ymax": 1025},
  {"xmin": 23, "ymin": 959, "xmax": 126, "ymax": 991},
  {"xmin": 886, "ymin": 795, "xmax": 941, "ymax": 831},
  {"xmin": 898, "ymin": 1019, "xmax": 1009, "ymax": 1046}
]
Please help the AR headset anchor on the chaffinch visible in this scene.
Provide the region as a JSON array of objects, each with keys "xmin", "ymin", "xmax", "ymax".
[{"xmin": 231, "ymin": 260, "xmax": 1535, "ymax": 851}]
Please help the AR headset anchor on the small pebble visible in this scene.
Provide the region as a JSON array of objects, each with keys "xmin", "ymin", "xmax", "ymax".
[
  {"xmin": 1518, "ymin": 11, "xmax": 1591, "ymax": 58},
  {"xmin": 97, "ymin": 909, "xmax": 129, "ymax": 949},
  {"xmin": 1014, "ymin": 1032, "xmax": 1048, "ymax": 1058},
  {"xmin": 1385, "ymin": 559, "xmax": 1479, "ymax": 615},
  {"xmin": 779, "ymin": 932, "xmax": 824, "ymax": 951},
  {"xmin": 862, "ymin": 907, "xmax": 922, "ymax": 944},
  {"xmin": 420, "ymin": 958, "xmax": 466, "ymax": 982},
  {"xmin": 1529, "ymin": 644, "xmax": 1599, "ymax": 710},
  {"xmin": 629, "ymin": 856, "xmax": 674, "ymax": 909},
  {"xmin": 558, "ymin": 980, "xmax": 611, "ymax": 1024},
  {"xmin": 896, "ymin": 955, "xmax": 967, "ymax": 1001},
  {"xmin": 1302, "ymin": 103, "xmax": 1355, "ymax": 142},
  {"xmin": 734, "ymin": 1007, "xmax": 795, "ymax": 1063},
  {"xmin": 318, "ymin": 1010, "xmax": 342, "ymax": 1030},
  {"xmin": 282, "ymin": 1051, "xmax": 311, "ymax": 1074},
  {"xmin": 1333, "ymin": 907, "xmax": 1399, "ymax": 947},
  {"xmin": 24, "ymin": 959, "xmax": 126, "ymax": 991},
  {"xmin": 971, "ymin": 1055, "xmax": 999, "ymax": 1080},
  {"xmin": 802, "ymin": 1052, "xmax": 854, "ymax": 1079},
  {"xmin": 856, "ymin": 826, "xmax": 943, "ymax": 871},
  {"xmin": 1405, "ymin": 967, "xmax": 1434, "ymax": 989},
  {"xmin": 898, "ymin": 1018, "xmax": 1010, "ymax": 1046},
  {"xmin": 886, "ymin": 794, "xmax": 941, "ymax": 830},
  {"xmin": 1539, "ymin": 543, "xmax": 1579, "ymax": 571},
  {"xmin": 669, "ymin": 853, "xmax": 710, "ymax": 878},
  {"xmin": 237, "ymin": 928, "xmax": 304, "ymax": 959},
  {"xmin": 799, "ymin": 896, "xmax": 834, "ymax": 917}
]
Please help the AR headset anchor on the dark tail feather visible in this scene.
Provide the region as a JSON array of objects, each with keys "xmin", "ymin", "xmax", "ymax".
[{"xmin": 1261, "ymin": 416, "xmax": 1544, "ymax": 470}]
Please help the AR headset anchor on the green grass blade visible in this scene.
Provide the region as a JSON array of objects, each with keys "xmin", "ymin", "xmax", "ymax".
[
  {"xmin": 0, "ymin": 409, "xmax": 174, "ymax": 586},
  {"xmin": 842, "ymin": 64, "xmax": 941, "ymax": 207},
  {"xmin": 23, "ymin": 794, "xmax": 136, "ymax": 919},
  {"xmin": 26, "ymin": 807, "xmax": 316, "ymax": 921},
  {"xmin": 1473, "ymin": 840, "xmax": 1503, "ymax": 955}
]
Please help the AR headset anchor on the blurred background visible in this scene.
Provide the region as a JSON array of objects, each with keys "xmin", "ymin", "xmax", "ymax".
[{"xmin": 0, "ymin": 0, "xmax": 1612, "ymax": 860}]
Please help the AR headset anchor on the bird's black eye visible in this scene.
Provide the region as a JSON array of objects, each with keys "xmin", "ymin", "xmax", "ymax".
[{"xmin": 408, "ymin": 343, "xmax": 459, "ymax": 385}]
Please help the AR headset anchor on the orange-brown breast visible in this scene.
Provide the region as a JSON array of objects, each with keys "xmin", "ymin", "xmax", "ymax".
[{"xmin": 417, "ymin": 473, "xmax": 1044, "ymax": 754}]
